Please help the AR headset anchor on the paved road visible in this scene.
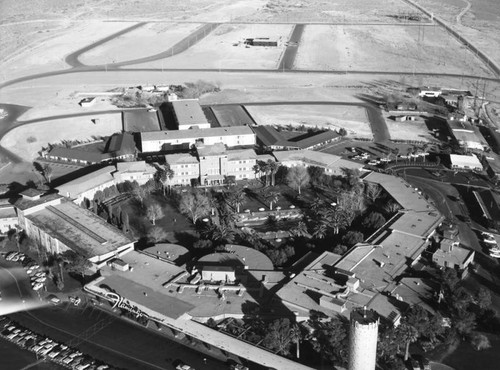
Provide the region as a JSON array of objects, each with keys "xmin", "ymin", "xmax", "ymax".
[
  {"xmin": 65, "ymin": 23, "xmax": 147, "ymax": 67},
  {"xmin": 278, "ymin": 24, "xmax": 304, "ymax": 71}
]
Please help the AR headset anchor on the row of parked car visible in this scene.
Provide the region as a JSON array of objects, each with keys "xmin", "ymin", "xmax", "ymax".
[
  {"xmin": 0, "ymin": 316, "xmax": 112, "ymax": 370},
  {"xmin": 1, "ymin": 251, "xmax": 46, "ymax": 291},
  {"xmin": 482, "ymin": 232, "xmax": 500, "ymax": 258}
]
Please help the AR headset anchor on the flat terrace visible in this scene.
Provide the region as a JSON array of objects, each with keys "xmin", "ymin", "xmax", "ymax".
[
  {"xmin": 99, "ymin": 250, "xmax": 263, "ymax": 319},
  {"xmin": 26, "ymin": 201, "xmax": 133, "ymax": 258},
  {"xmin": 363, "ymin": 172, "xmax": 436, "ymax": 213},
  {"xmin": 389, "ymin": 209, "xmax": 443, "ymax": 239},
  {"xmin": 341, "ymin": 231, "xmax": 428, "ymax": 291},
  {"xmin": 276, "ymin": 251, "xmax": 375, "ymax": 317}
]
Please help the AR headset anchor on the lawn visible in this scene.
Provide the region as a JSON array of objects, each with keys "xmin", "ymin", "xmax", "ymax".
[{"xmin": 118, "ymin": 192, "xmax": 195, "ymax": 242}]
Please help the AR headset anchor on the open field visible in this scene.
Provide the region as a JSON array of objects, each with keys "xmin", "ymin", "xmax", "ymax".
[
  {"xmin": 1, "ymin": 21, "xmax": 133, "ymax": 79},
  {"xmin": 0, "ymin": 113, "xmax": 122, "ymax": 161},
  {"xmin": 245, "ymin": 104, "xmax": 373, "ymax": 137},
  {"xmin": 0, "ymin": 0, "xmax": 248, "ymax": 22},
  {"xmin": 293, "ymin": 24, "xmax": 493, "ymax": 76},
  {"xmin": 129, "ymin": 23, "xmax": 292, "ymax": 70},
  {"xmin": 78, "ymin": 23, "xmax": 202, "ymax": 65},
  {"xmin": 413, "ymin": 0, "xmax": 500, "ymax": 69},
  {"xmin": 385, "ymin": 117, "xmax": 436, "ymax": 142},
  {"xmin": 242, "ymin": 0, "xmax": 424, "ymax": 23}
]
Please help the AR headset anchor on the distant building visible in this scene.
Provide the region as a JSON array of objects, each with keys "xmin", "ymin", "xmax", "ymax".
[
  {"xmin": 432, "ymin": 240, "xmax": 474, "ymax": 277},
  {"xmin": 418, "ymin": 87, "xmax": 442, "ymax": 98},
  {"xmin": 171, "ymin": 99, "xmax": 210, "ymax": 130},
  {"xmin": 447, "ymin": 120, "xmax": 489, "ymax": 152},
  {"xmin": 141, "ymin": 126, "xmax": 255, "ymax": 153},
  {"xmin": 253, "ymin": 125, "xmax": 340, "ymax": 151},
  {"xmin": 14, "ymin": 191, "xmax": 134, "ymax": 266},
  {"xmin": 79, "ymin": 97, "xmax": 96, "ymax": 107},
  {"xmin": 449, "ymin": 154, "xmax": 483, "ymax": 171},
  {"xmin": 244, "ymin": 38, "xmax": 278, "ymax": 47}
]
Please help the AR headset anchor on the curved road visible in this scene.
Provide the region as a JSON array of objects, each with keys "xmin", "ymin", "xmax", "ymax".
[{"xmin": 65, "ymin": 22, "xmax": 147, "ymax": 67}]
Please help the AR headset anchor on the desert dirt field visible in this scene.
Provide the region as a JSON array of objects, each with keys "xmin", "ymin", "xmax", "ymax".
[
  {"xmin": 242, "ymin": 0, "xmax": 424, "ymax": 23},
  {"xmin": 1, "ymin": 113, "xmax": 122, "ymax": 161},
  {"xmin": 293, "ymin": 24, "xmax": 493, "ymax": 76},
  {"xmin": 78, "ymin": 22, "xmax": 202, "ymax": 65},
  {"xmin": 1, "ymin": 21, "xmax": 133, "ymax": 79},
  {"xmin": 413, "ymin": 0, "xmax": 500, "ymax": 69},
  {"xmin": 128, "ymin": 23, "xmax": 293, "ymax": 70},
  {"xmin": 244, "ymin": 104, "xmax": 373, "ymax": 137},
  {"xmin": 384, "ymin": 117, "xmax": 436, "ymax": 142}
]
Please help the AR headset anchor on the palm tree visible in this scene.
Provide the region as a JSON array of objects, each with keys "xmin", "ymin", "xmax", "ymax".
[
  {"xmin": 267, "ymin": 160, "xmax": 279, "ymax": 186},
  {"xmin": 421, "ymin": 143, "xmax": 429, "ymax": 163},
  {"xmin": 312, "ymin": 222, "xmax": 328, "ymax": 239},
  {"xmin": 398, "ymin": 323, "xmax": 419, "ymax": 361},
  {"xmin": 266, "ymin": 191, "xmax": 280, "ymax": 210},
  {"xmin": 393, "ymin": 147, "xmax": 400, "ymax": 163},
  {"xmin": 292, "ymin": 221, "xmax": 309, "ymax": 238},
  {"xmin": 229, "ymin": 188, "xmax": 246, "ymax": 213}
]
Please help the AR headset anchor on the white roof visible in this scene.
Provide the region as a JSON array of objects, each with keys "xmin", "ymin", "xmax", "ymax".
[{"xmin": 450, "ymin": 154, "xmax": 482, "ymax": 167}]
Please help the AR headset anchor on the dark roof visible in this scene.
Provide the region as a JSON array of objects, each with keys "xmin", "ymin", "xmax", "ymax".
[
  {"xmin": 13, "ymin": 193, "xmax": 62, "ymax": 211},
  {"xmin": 47, "ymin": 147, "xmax": 109, "ymax": 163},
  {"xmin": 293, "ymin": 130, "xmax": 340, "ymax": 149},
  {"xmin": 105, "ymin": 133, "xmax": 136, "ymax": 157},
  {"xmin": 253, "ymin": 125, "xmax": 339, "ymax": 149},
  {"xmin": 20, "ymin": 188, "xmax": 43, "ymax": 198},
  {"xmin": 252, "ymin": 125, "xmax": 283, "ymax": 147},
  {"xmin": 122, "ymin": 110, "xmax": 161, "ymax": 132},
  {"xmin": 475, "ymin": 190, "xmax": 500, "ymax": 221}
]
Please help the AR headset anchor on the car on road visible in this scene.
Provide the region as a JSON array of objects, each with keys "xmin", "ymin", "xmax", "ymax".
[{"xmin": 482, "ymin": 232, "xmax": 497, "ymax": 244}]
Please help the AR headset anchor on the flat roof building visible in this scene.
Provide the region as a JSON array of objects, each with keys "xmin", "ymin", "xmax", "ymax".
[
  {"xmin": 84, "ymin": 249, "xmax": 313, "ymax": 370},
  {"xmin": 253, "ymin": 126, "xmax": 340, "ymax": 150},
  {"xmin": 171, "ymin": 99, "xmax": 210, "ymax": 130},
  {"xmin": 56, "ymin": 161, "xmax": 156, "ymax": 204},
  {"xmin": 450, "ymin": 154, "xmax": 483, "ymax": 171},
  {"xmin": 15, "ymin": 196, "xmax": 134, "ymax": 266},
  {"xmin": 141, "ymin": 126, "xmax": 255, "ymax": 153}
]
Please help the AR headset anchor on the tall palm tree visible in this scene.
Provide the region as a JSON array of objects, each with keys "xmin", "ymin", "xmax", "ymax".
[
  {"xmin": 267, "ymin": 160, "xmax": 279, "ymax": 186},
  {"xmin": 398, "ymin": 323, "xmax": 419, "ymax": 361},
  {"xmin": 266, "ymin": 191, "xmax": 280, "ymax": 210},
  {"xmin": 393, "ymin": 147, "xmax": 400, "ymax": 163},
  {"xmin": 229, "ymin": 188, "xmax": 246, "ymax": 213}
]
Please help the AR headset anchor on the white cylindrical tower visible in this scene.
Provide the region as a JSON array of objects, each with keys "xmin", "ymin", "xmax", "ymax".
[{"xmin": 348, "ymin": 307, "xmax": 379, "ymax": 370}]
